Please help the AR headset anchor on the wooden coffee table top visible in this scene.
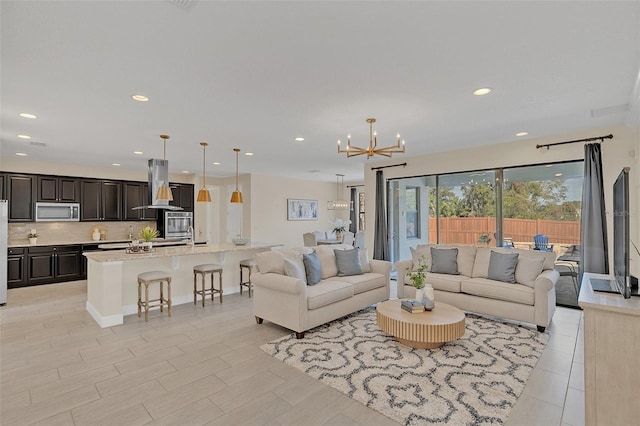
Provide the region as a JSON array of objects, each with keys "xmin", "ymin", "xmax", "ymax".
[{"xmin": 376, "ymin": 299, "xmax": 466, "ymax": 349}]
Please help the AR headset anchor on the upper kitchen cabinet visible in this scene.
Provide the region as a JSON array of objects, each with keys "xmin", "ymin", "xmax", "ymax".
[
  {"xmin": 37, "ymin": 176, "xmax": 80, "ymax": 202},
  {"xmin": 123, "ymin": 181, "xmax": 157, "ymax": 221},
  {"xmin": 6, "ymin": 174, "xmax": 35, "ymax": 221},
  {"xmin": 81, "ymin": 179, "xmax": 122, "ymax": 221},
  {"xmin": 169, "ymin": 183, "xmax": 194, "ymax": 212}
]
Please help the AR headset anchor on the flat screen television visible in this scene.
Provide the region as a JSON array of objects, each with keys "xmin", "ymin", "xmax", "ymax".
[{"xmin": 613, "ymin": 167, "xmax": 631, "ymax": 298}]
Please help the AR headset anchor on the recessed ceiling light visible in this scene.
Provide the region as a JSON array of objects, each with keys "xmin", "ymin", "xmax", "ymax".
[
  {"xmin": 294, "ymin": 137, "xmax": 305, "ymax": 142},
  {"xmin": 473, "ymin": 87, "xmax": 493, "ymax": 96},
  {"xmin": 112, "ymin": 163, "xmax": 121, "ymax": 166},
  {"xmin": 131, "ymin": 94, "xmax": 149, "ymax": 102},
  {"xmin": 16, "ymin": 152, "xmax": 27, "ymax": 156},
  {"xmin": 515, "ymin": 132, "xmax": 528, "ymax": 137},
  {"xmin": 555, "ymin": 173, "xmax": 563, "ymax": 177},
  {"xmin": 212, "ymin": 162, "xmax": 220, "ymax": 165},
  {"xmin": 19, "ymin": 113, "xmax": 37, "ymax": 119},
  {"xmin": 245, "ymin": 152, "xmax": 254, "ymax": 156},
  {"xmin": 545, "ymin": 164, "xmax": 553, "ymax": 168},
  {"xmin": 17, "ymin": 134, "xmax": 31, "ymax": 139},
  {"xmin": 133, "ymin": 151, "xmax": 143, "ymax": 155},
  {"xmin": 182, "ymin": 170, "xmax": 190, "ymax": 174}
]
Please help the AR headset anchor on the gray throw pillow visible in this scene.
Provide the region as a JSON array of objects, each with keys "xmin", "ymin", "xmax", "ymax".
[
  {"xmin": 430, "ymin": 247, "xmax": 459, "ymax": 275},
  {"xmin": 302, "ymin": 251, "xmax": 322, "ymax": 285},
  {"xmin": 334, "ymin": 248, "xmax": 363, "ymax": 276},
  {"xmin": 488, "ymin": 251, "xmax": 520, "ymax": 284}
]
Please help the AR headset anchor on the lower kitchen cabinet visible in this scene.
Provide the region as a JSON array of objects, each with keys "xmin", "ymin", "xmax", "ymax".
[
  {"xmin": 7, "ymin": 247, "xmax": 26, "ymax": 287},
  {"xmin": 17, "ymin": 245, "xmax": 82, "ymax": 287}
]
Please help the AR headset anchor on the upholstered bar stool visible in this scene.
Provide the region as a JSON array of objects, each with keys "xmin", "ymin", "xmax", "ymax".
[
  {"xmin": 239, "ymin": 258, "xmax": 257, "ymax": 297},
  {"xmin": 137, "ymin": 271, "xmax": 172, "ymax": 322},
  {"xmin": 193, "ymin": 264, "xmax": 223, "ymax": 307}
]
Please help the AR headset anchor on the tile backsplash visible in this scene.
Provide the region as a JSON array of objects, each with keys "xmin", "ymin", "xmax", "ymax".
[{"xmin": 9, "ymin": 221, "xmax": 157, "ymax": 246}]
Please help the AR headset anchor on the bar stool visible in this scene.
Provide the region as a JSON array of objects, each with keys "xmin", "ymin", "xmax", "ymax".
[
  {"xmin": 137, "ymin": 271, "xmax": 172, "ymax": 322},
  {"xmin": 239, "ymin": 258, "xmax": 256, "ymax": 297},
  {"xmin": 193, "ymin": 264, "xmax": 223, "ymax": 307}
]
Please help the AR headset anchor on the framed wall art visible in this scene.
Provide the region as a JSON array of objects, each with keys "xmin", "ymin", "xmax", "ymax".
[{"xmin": 287, "ymin": 198, "xmax": 318, "ymax": 221}]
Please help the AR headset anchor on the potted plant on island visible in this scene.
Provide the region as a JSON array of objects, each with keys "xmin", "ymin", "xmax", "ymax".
[
  {"xmin": 405, "ymin": 255, "xmax": 434, "ymax": 310},
  {"xmin": 138, "ymin": 226, "xmax": 158, "ymax": 251},
  {"xmin": 28, "ymin": 232, "xmax": 38, "ymax": 245}
]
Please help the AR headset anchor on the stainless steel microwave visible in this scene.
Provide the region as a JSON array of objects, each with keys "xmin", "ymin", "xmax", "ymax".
[{"xmin": 35, "ymin": 202, "xmax": 80, "ymax": 222}]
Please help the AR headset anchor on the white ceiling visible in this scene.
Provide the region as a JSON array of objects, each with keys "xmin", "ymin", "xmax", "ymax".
[{"xmin": 2, "ymin": 1, "xmax": 639, "ymax": 184}]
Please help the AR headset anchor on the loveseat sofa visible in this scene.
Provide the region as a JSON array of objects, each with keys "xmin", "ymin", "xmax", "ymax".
[
  {"xmin": 395, "ymin": 245, "xmax": 559, "ymax": 331},
  {"xmin": 253, "ymin": 245, "xmax": 391, "ymax": 338}
]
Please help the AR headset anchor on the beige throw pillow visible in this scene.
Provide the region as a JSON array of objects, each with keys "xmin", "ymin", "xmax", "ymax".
[{"xmin": 515, "ymin": 256, "xmax": 545, "ymax": 288}]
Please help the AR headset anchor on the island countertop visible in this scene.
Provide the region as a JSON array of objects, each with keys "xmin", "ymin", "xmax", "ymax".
[{"xmin": 84, "ymin": 241, "xmax": 281, "ymax": 262}]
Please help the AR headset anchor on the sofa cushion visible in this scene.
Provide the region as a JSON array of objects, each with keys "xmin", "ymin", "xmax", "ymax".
[
  {"xmin": 513, "ymin": 248, "xmax": 557, "ymax": 271},
  {"xmin": 283, "ymin": 257, "xmax": 307, "ymax": 283},
  {"xmin": 430, "ymin": 247, "xmax": 459, "ymax": 275},
  {"xmin": 471, "ymin": 247, "xmax": 492, "ymax": 278},
  {"xmin": 488, "ymin": 251, "xmax": 519, "ymax": 283},
  {"xmin": 306, "ymin": 280, "xmax": 354, "ymax": 310},
  {"xmin": 515, "ymin": 256, "xmax": 545, "ymax": 288},
  {"xmin": 255, "ymin": 248, "xmax": 310, "ymax": 274},
  {"xmin": 410, "ymin": 245, "xmax": 433, "ymax": 271},
  {"xmin": 455, "ymin": 245, "xmax": 477, "ymax": 277},
  {"xmin": 334, "ymin": 272, "xmax": 386, "ymax": 294},
  {"xmin": 315, "ymin": 245, "xmax": 339, "ymax": 279},
  {"xmin": 360, "ymin": 248, "xmax": 371, "ymax": 273},
  {"xmin": 334, "ymin": 248, "xmax": 363, "ymax": 276},
  {"xmin": 461, "ymin": 277, "xmax": 535, "ymax": 305},
  {"xmin": 303, "ymin": 251, "xmax": 322, "ymax": 285},
  {"xmin": 424, "ymin": 272, "xmax": 462, "ymax": 293}
]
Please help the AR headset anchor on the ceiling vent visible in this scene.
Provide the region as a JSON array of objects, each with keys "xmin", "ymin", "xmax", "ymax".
[
  {"xmin": 30, "ymin": 141, "xmax": 47, "ymax": 147},
  {"xmin": 166, "ymin": 0, "xmax": 197, "ymax": 11}
]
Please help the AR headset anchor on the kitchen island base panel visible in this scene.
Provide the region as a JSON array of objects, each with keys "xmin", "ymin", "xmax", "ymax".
[{"xmin": 85, "ymin": 243, "xmax": 277, "ymax": 328}]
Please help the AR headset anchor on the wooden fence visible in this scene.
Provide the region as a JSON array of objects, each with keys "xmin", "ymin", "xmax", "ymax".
[{"xmin": 429, "ymin": 217, "xmax": 580, "ymax": 246}]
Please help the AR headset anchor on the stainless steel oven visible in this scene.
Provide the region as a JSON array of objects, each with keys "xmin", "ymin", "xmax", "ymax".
[{"xmin": 162, "ymin": 211, "xmax": 193, "ymax": 239}]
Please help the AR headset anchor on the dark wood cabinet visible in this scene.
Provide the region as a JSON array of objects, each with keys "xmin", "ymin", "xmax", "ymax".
[
  {"xmin": 123, "ymin": 182, "xmax": 157, "ymax": 221},
  {"xmin": 81, "ymin": 179, "xmax": 122, "ymax": 221},
  {"xmin": 25, "ymin": 245, "xmax": 81, "ymax": 285},
  {"xmin": 0, "ymin": 174, "xmax": 5, "ymax": 200},
  {"xmin": 169, "ymin": 183, "xmax": 194, "ymax": 212},
  {"xmin": 7, "ymin": 248, "xmax": 26, "ymax": 287},
  {"xmin": 6, "ymin": 174, "xmax": 35, "ymax": 221},
  {"xmin": 37, "ymin": 176, "xmax": 79, "ymax": 202}
]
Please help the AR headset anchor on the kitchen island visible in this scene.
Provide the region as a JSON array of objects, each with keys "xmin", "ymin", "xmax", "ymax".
[{"xmin": 84, "ymin": 242, "xmax": 280, "ymax": 327}]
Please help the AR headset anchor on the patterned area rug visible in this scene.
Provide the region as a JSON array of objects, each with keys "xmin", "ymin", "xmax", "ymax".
[{"xmin": 261, "ymin": 308, "xmax": 549, "ymax": 425}]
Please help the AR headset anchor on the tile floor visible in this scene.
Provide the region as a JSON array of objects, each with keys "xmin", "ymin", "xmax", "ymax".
[{"xmin": 0, "ymin": 280, "xmax": 585, "ymax": 425}]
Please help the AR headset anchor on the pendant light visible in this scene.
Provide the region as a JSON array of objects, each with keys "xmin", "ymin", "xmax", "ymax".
[
  {"xmin": 156, "ymin": 134, "xmax": 173, "ymax": 201},
  {"xmin": 196, "ymin": 142, "xmax": 212, "ymax": 203},
  {"xmin": 230, "ymin": 148, "xmax": 243, "ymax": 203}
]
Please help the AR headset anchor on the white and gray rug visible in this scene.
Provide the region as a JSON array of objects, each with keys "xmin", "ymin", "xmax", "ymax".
[{"xmin": 261, "ymin": 308, "xmax": 548, "ymax": 425}]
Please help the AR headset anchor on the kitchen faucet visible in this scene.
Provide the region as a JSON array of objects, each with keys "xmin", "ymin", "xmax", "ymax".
[{"xmin": 187, "ymin": 225, "xmax": 194, "ymax": 246}]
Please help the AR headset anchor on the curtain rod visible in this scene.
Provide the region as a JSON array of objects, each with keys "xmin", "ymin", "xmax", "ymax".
[
  {"xmin": 536, "ymin": 134, "xmax": 613, "ymax": 150},
  {"xmin": 347, "ymin": 184, "xmax": 364, "ymax": 188},
  {"xmin": 371, "ymin": 162, "xmax": 407, "ymax": 171}
]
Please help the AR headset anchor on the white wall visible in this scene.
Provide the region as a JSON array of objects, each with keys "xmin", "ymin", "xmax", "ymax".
[
  {"xmin": 250, "ymin": 174, "xmax": 349, "ymax": 248},
  {"xmin": 364, "ymin": 124, "xmax": 638, "ymax": 275}
]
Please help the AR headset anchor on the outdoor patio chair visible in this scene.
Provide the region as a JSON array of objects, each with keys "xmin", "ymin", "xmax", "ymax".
[{"xmin": 533, "ymin": 234, "xmax": 554, "ymax": 252}]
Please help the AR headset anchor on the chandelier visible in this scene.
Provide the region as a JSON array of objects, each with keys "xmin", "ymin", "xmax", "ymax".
[
  {"xmin": 327, "ymin": 174, "xmax": 352, "ymax": 210},
  {"xmin": 337, "ymin": 118, "xmax": 405, "ymax": 159}
]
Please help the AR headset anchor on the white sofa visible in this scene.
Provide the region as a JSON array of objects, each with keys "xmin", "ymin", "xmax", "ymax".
[
  {"xmin": 253, "ymin": 245, "xmax": 391, "ymax": 338},
  {"xmin": 395, "ymin": 245, "xmax": 559, "ymax": 331}
]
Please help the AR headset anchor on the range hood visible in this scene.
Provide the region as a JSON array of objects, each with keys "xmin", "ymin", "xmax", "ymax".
[{"xmin": 132, "ymin": 159, "xmax": 183, "ymax": 211}]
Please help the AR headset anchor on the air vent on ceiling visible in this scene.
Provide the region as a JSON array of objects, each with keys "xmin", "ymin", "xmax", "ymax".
[
  {"xmin": 166, "ymin": 0, "xmax": 196, "ymax": 11},
  {"xmin": 30, "ymin": 141, "xmax": 46, "ymax": 147}
]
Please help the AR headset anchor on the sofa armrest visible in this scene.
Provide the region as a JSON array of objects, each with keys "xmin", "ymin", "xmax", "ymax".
[
  {"xmin": 534, "ymin": 269, "xmax": 560, "ymax": 293},
  {"xmin": 370, "ymin": 259, "xmax": 391, "ymax": 295},
  {"xmin": 394, "ymin": 259, "xmax": 413, "ymax": 298},
  {"xmin": 252, "ymin": 272, "xmax": 306, "ymax": 295}
]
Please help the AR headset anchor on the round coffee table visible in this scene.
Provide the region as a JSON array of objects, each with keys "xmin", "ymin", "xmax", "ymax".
[{"xmin": 376, "ymin": 300, "xmax": 466, "ymax": 349}]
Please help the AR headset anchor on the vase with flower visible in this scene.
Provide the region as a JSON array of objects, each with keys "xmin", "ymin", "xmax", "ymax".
[
  {"xmin": 329, "ymin": 218, "xmax": 352, "ymax": 242},
  {"xmin": 405, "ymin": 255, "xmax": 434, "ymax": 310}
]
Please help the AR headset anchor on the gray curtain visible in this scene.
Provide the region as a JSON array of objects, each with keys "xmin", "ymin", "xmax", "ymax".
[
  {"xmin": 349, "ymin": 187, "xmax": 357, "ymax": 234},
  {"xmin": 374, "ymin": 170, "xmax": 389, "ymax": 260},
  {"xmin": 580, "ymin": 143, "xmax": 609, "ymax": 279}
]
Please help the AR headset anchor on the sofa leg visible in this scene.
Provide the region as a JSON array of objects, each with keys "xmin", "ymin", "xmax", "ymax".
[
  {"xmin": 537, "ymin": 325, "xmax": 546, "ymax": 332},
  {"xmin": 295, "ymin": 332, "xmax": 305, "ymax": 339},
  {"xmin": 255, "ymin": 316, "xmax": 263, "ymax": 324}
]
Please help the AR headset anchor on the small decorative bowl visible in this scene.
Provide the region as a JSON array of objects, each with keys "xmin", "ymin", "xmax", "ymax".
[{"xmin": 232, "ymin": 238, "xmax": 249, "ymax": 246}]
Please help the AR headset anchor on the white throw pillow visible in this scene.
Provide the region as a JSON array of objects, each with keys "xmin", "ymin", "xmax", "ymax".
[
  {"xmin": 315, "ymin": 245, "xmax": 338, "ymax": 278},
  {"xmin": 283, "ymin": 256, "xmax": 307, "ymax": 283},
  {"xmin": 515, "ymin": 256, "xmax": 545, "ymax": 288}
]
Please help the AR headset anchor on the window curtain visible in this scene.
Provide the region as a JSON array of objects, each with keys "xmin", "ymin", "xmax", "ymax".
[
  {"xmin": 349, "ymin": 187, "xmax": 357, "ymax": 233},
  {"xmin": 580, "ymin": 143, "xmax": 609, "ymax": 280},
  {"xmin": 374, "ymin": 170, "xmax": 389, "ymax": 260}
]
